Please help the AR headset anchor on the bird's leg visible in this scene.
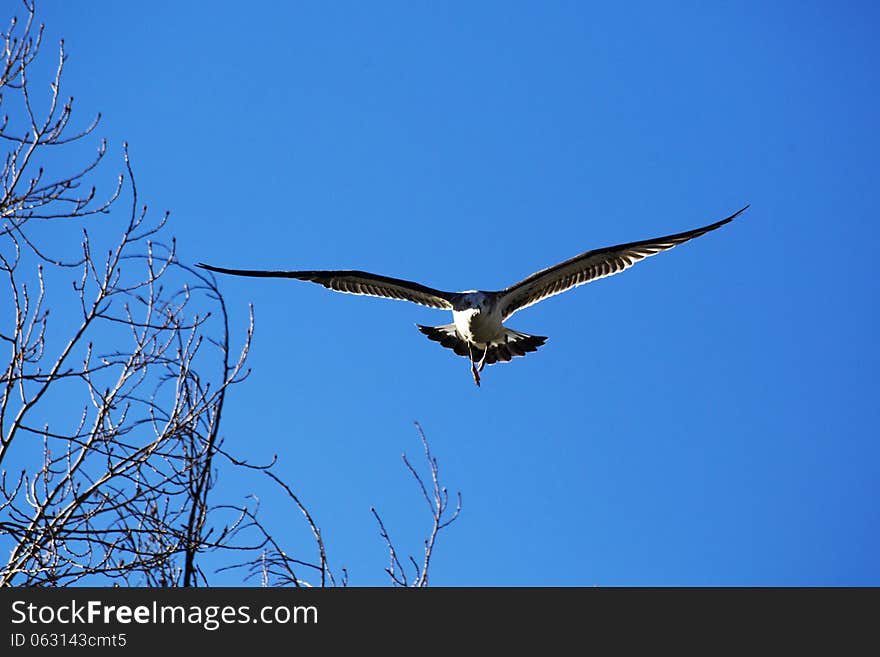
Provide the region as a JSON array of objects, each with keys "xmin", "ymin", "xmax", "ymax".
[
  {"xmin": 476, "ymin": 343, "xmax": 489, "ymax": 372},
  {"xmin": 467, "ymin": 343, "xmax": 481, "ymax": 387}
]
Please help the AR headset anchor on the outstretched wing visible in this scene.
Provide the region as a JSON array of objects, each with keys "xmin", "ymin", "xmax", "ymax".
[
  {"xmin": 496, "ymin": 205, "xmax": 748, "ymax": 319},
  {"xmin": 196, "ymin": 264, "xmax": 457, "ymax": 310}
]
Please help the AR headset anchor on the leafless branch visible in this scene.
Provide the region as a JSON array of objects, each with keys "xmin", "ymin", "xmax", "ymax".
[{"xmin": 372, "ymin": 422, "xmax": 462, "ymax": 587}]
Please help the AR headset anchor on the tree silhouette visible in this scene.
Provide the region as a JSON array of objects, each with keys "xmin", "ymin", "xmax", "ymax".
[{"xmin": 0, "ymin": 0, "xmax": 458, "ymax": 587}]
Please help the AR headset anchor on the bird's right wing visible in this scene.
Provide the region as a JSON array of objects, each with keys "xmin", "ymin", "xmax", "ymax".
[
  {"xmin": 495, "ymin": 205, "xmax": 748, "ymax": 320},
  {"xmin": 196, "ymin": 264, "xmax": 457, "ymax": 310}
]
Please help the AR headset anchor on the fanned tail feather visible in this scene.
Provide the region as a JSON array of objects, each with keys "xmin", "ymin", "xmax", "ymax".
[{"xmin": 416, "ymin": 324, "xmax": 547, "ymax": 365}]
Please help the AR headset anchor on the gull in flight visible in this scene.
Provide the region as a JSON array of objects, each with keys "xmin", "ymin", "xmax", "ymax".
[{"xmin": 198, "ymin": 205, "xmax": 747, "ymax": 386}]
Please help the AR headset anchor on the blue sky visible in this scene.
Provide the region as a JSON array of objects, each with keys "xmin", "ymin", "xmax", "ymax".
[{"xmin": 27, "ymin": 1, "xmax": 879, "ymax": 585}]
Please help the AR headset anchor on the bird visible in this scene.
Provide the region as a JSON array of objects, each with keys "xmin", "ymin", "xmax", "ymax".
[{"xmin": 197, "ymin": 205, "xmax": 747, "ymax": 386}]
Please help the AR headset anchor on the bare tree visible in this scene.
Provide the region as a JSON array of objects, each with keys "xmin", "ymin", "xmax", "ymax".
[
  {"xmin": 0, "ymin": 0, "xmax": 257, "ymax": 585},
  {"xmin": 0, "ymin": 1, "xmax": 459, "ymax": 587}
]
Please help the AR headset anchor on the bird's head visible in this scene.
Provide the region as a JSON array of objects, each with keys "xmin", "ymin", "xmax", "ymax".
[{"xmin": 460, "ymin": 291, "xmax": 491, "ymax": 312}]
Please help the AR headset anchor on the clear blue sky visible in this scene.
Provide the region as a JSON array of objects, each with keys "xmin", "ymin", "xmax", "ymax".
[{"xmin": 34, "ymin": 0, "xmax": 879, "ymax": 585}]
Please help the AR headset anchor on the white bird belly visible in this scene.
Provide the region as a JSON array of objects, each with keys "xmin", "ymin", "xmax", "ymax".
[{"xmin": 453, "ymin": 308, "xmax": 505, "ymax": 344}]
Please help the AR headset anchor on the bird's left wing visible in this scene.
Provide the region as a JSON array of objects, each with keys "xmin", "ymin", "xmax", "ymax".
[
  {"xmin": 196, "ymin": 264, "xmax": 457, "ymax": 310},
  {"xmin": 496, "ymin": 205, "xmax": 748, "ymax": 320}
]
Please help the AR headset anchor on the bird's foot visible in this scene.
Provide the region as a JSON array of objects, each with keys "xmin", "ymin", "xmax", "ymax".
[
  {"xmin": 467, "ymin": 343, "xmax": 482, "ymax": 387},
  {"xmin": 470, "ymin": 361, "xmax": 481, "ymax": 387}
]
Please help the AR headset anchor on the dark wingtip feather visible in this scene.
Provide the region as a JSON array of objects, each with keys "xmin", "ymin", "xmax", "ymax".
[{"xmin": 718, "ymin": 204, "xmax": 750, "ymax": 226}]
